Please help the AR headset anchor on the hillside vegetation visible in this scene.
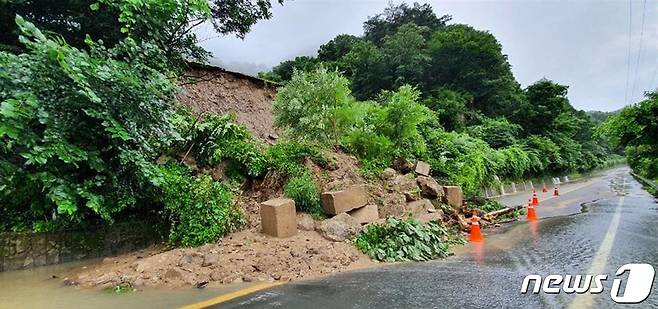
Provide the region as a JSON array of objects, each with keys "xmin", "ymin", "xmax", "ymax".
[
  {"xmin": 0, "ymin": 1, "xmax": 616, "ymax": 249},
  {"xmin": 261, "ymin": 3, "xmax": 614, "ymax": 195}
]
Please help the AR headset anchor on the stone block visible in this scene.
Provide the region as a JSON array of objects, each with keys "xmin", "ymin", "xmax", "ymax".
[
  {"xmin": 443, "ymin": 186, "xmax": 463, "ymax": 209},
  {"xmin": 260, "ymin": 198, "xmax": 297, "ymax": 238},
  {"xmin": 415, "ymin": 160, "xmax": 431, "ymax": 176},
  {"xmin": 405, "ymin": 199, "xmax": 435, "ymax": 216},
  {"xmin": 347, "ymin": 204, "xmax": 379, "ymax": 224},
  {"xmin": 321, "ymin": 185, "xmax": 368, "ymax": 215},
  {"xmin": 416, "ymin": 176, "xmax": 443, "ymax": 198}
]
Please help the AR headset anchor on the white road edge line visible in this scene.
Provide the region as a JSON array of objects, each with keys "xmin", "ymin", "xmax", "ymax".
[{"xmin": 568, "ymin": 177, "xmax": 625, "ymax": 308}]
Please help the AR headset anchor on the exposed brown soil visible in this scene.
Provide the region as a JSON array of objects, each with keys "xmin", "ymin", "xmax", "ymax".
[
  {"xmin": 69, "ymin": 151, "xmax": 376, "ymax": 290},
  {"xmin": 67, "ymin": 67, "xmax": 471, "ymax": 291},
  {"xmin": 177, "ymin": 65, "xmax": 278, "ymax": 143},
  {"xmin": 70, "ymin": 229, "xmax": 374, "ymax": 290}
]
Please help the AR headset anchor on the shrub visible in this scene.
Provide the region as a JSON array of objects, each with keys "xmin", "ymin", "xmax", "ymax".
[
  {"xmin": 265, "ymin": 141, "xmax": 325, "ymax": 177},
  {"xmin": 284, "ymin": 171, "xmax": 323, "ymax": 217},
  {"xmin": 466, "ymin": 117, "xmax": 521, "ymax": 149},
  {"xmin": 160, "ymin": 164, "xmax": 244, "ymax": 247},
  {"xmin": 378, "ymin": 85, "xmax": 433, "ymax": 160},
  {"xmin": 355, "ymin": 217, "xmax": 449, "ymax": 262},
  {"xmin": 184, "ymin": 113, "xmax": 266, "ymax": 177},
  {"xmin": 0, "ymin": 17, "xmax": 178, "ymax": 231},
  {"xmin": 273, "ymin": 67, "xmax": 353, "ymax": 147},
  {"xmin": 424, "ymin": 130, "xmax": 489, "ymax": 195}
]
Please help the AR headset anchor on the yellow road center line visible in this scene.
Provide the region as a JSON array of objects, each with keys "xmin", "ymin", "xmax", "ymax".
[
  {"xmin": 568, "ymin": 178, "xmax": 625, "ymax": 308},
  {"xmin": 179, "ymin": 282, "xmax": 285, "ymax": 309}
]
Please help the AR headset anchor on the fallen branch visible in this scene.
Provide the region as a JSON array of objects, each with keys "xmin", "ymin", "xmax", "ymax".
[{"xmin": 483, "ymin": 205, "xmax": 524, "ymax": 221}]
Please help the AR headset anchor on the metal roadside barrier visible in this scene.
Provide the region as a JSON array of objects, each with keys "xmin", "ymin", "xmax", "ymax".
[
  {"xmin": 630, "ymin": 172, "xmax": 658, "ymax": 193},
  {"xmin": 482, "ymin": 175, "xmax": 571, "ymax": 198}
]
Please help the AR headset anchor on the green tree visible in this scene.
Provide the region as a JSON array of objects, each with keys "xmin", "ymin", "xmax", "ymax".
[
  {"xmin": 514, "ymin": 79, "xmax": 569, "ymax": 135},
  {"xmin": 258, "ymin": 56, "xmax": 318, "ymax": 83},
  {"xmin": 1, "ymin": 0, "xmax": 285, "ymax": 70},
  {"xmin": 599, "ymin": 93, "xmax": 658, "ymax": 178},
  {"xmin": 428, "ymin": 24, "xmax": 523, "ymax": 117},
  {"xmin": 341, "ymin": 40, "xmax": 388, "ymax": 100},
  {"xmin": 381, "ymin": 23, "xmax": 432, "ymax": 90},
  {"xmin": 273, "ymin": 67, "xmax": 353, "ymax": 147},
  {"xmin": 317, "ymin": 34, "xmax": 361, "ymax": 62},
  {"xmin": 0, "ymin": 17, "xmax": 179, "ymax": 229},
  {"xmin": 363, "ymin": 2, "xmax": 450, "ymax": 44},
  {"xmin": 422, "ymin": 88, "xmax": 470, "ymax": 132},
  {"xmin": 466, "ymin": 118, "xmax": 521, "ymax": 149}
]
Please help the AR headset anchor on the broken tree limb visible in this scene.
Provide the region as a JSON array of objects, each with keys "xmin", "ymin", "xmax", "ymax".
[{"xmin": 483, "ymin": 205, "xmax": 524, "ymax": 221}]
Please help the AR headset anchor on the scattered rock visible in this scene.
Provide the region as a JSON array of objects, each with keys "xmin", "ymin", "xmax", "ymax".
[
  {"xmin": 317, "ymin": 213, "xmax": 363, "ymax": 242},
  {"xmin": 417, "ymin": 210, "xmax": 445, "ymax": 223},
  {"xmin": 133, "ymin": 277, "xmax": 146, "ymax": 287},
  {"xmin": 63, "ymin": 278, "xmax": 79, "ymax": 286},
  {"xmin": 403, "ymin": 190, "xmax": 421, "ymax": 202},
  {"xmin": 392, "ymin": 158, "xmax": 414, "ymax": 173},
  {"xmin": 347, "ymin": 204, "xmax": 379, "ymax": 224},
  {"xmin": 202, "ymin": 254, "xmax": 218, "ymax": 267},
  {"xmin": 416, "ymin": 176, "xmax": 443, "ymax": 198},
  {"xmin": 261, "ymin": 198, "xmax": 297, "ymax": 238},
  {"xmin": 196, "ymin": 281, "xmax": 209, "ymax": 289},
  {"xmin": 391, "ymin": 174, "xmax": 418, "ymax": 192},
  {"xmin": 377, "ymin": 193, "xmax": 407, "ymax": 218},
  {"xmin": 414, "ymin": 161, "xmax": 431, "ymax": 176},
  {"xmin": 321, "ymin": 185, "xmax": 368, "ymax": 215},
  {"xmin": 443, "ymin": 186, "xmax": 464, "ymax": 209},
  {"xmin": 297, "ymin": 213, "xmax": 316, "ymax": 231},
  {"xmin": 242, "ymin": 275, "xmax": 256, "ymax": 282},
  {"xmin": 164, "ymin": 269, "xmax": 182, "ymax": 280},
  {"xmin": 381, "ymin": 168, "xmax": 397, "ymax": 180},
  {"xmin": 405, "ymin": 199, "xmax": 436, "ymax": 216}
]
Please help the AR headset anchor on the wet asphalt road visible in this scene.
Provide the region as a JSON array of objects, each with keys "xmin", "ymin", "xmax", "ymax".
[{"xmin": 214, "ymin": 167, "xmax": 658, "ymax": 308}]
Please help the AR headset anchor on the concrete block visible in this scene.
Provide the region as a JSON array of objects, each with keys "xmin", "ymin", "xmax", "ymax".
[
  {"xmin": 347, "ymin": 204, "xmax": 379, "ymax": 224},
  {"xmin": 415, "ymin": 161, "xmax": 431, "ymax": 176},
  {"xmin": 321, "ymin": 185, "xmax": 368, "ymax": 215},
  {"xmin": 443, "ymin": 186, "xmax": 463, "ymax": 209},
  {"xmin": 260, "ymin": 198, "xmax": 297, "ymax": 238}
]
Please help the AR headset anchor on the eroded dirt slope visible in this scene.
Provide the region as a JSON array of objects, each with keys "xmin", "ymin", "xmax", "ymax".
[{"xmin": 177, "ymin": 65, "xmax": 279, "ymax": 142}]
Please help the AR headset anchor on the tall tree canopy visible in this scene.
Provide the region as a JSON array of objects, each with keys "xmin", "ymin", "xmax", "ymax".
[
  {"xmin": 0, "ymin": 0, "xmax": 284, "ymax": 70},
  {"xmin": 363, "ymin": 2, "xmax": 451, "ymax": 44}
]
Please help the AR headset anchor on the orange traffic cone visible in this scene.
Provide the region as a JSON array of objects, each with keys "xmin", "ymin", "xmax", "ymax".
[
  {"xmin": 469, "ymin": 210, "xmax": 484, "ymax": 242},
  {"xmin": 542, "ymin": 183, "xmax": 547, "ymax": 193},
  {"xmin": 527, "ymin": 199, "xmax": 537, "ymax": 221},
  {"xmin": 553, "ymin": 186, "xmax": 559, "ymax": 196},
  {"xmin": 532, "ymin": 192, "xmax": 539, "ymax": 205}
]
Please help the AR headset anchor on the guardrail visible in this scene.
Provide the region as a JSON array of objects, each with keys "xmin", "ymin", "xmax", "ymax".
[
  {"xmin": 630, "ymin": 172, "xmax": 658, "ymax": 195},
  {"xmin": 481, "ymin": 175, "xmax": 571, "ymax": 198}
]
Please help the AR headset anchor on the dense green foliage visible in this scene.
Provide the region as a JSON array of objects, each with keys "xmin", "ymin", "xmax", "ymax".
[
  {"xmin": 183, "ymin": 113, "xmax": 266, "ymax": 178},
  {"xmin": 0, "ymin": 14, "xmax": 291, "ymax": 248},
  {"xmin": 160, "ymin": 165, "xmax": 244, "ymax": 246},
  {"xmin": 355, "ymin": 217, "xmax": 450, "ymax": 262},
  {"xmin": 273, "ymin": 67, "xmax": 353, "ymax": 147},
  {"xmin": 1, "ymin": 0, "xmax": 284, "ymax": 71},
  {"xmin": 0, "ymin": 17, "xmax": 179, "ymax": 231},
  {"xmin": 599, "ymin": 93, "xmax": 658, "ymax": 179},
  {"xmin": 283, "ymin": 171, "xmax": 323, "ymax": 217},
  {"xmin": 266, "ymin": 3, "xmax": 612, "ymax": 195}
]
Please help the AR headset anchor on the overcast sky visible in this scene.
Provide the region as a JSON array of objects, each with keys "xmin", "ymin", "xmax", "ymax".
[{"xmin": 195, "ymin": 0, "xmax": 658, "ymax": 112}]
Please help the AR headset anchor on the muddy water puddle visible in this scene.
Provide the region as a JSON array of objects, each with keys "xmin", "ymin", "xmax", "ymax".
[{"xmin": 0, "ymin": 260, "xmax": 251, "ymax": 309}]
